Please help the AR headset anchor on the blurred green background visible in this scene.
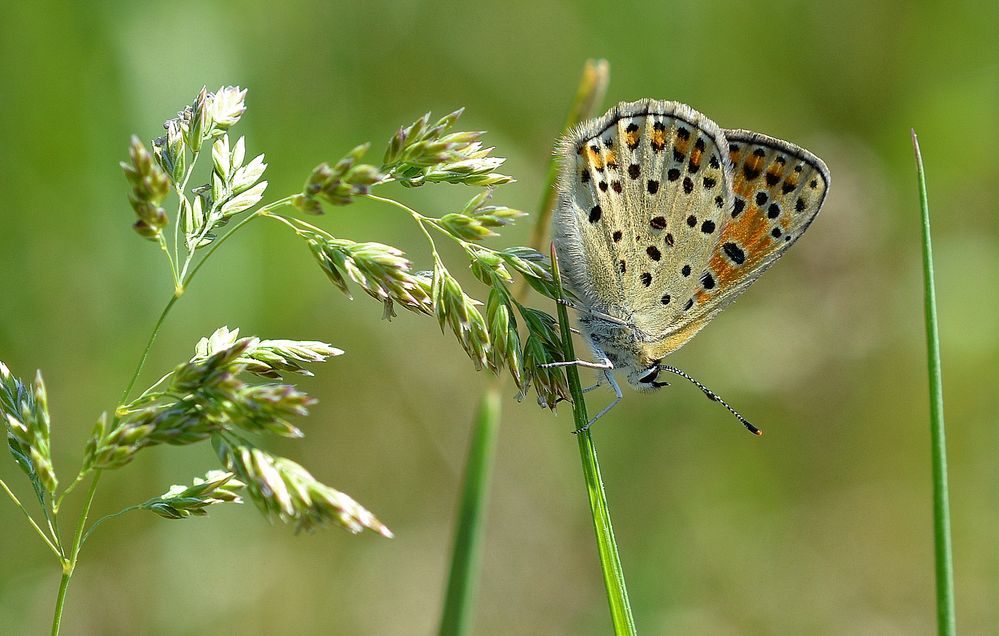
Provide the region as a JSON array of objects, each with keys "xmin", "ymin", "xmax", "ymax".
[{"xmin": 1, "ymin": 1, "xmax": 997, "ymax": 634}]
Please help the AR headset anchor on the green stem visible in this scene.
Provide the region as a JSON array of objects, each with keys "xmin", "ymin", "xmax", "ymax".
[
  {"xmin": 1, "ymin": 478, "xmax": 61, "ymax": 557},
  {"xmin": 436, "ymin": 59, "xmax": 612, "ymax": 636},
  {"xmin": 551, "ymin": 245, "xmax": 636, "ymax": 635},
  {"xmin": 119, "ymin": 294, "xmax": 179, "ymax": 406},
  {"xmin": 157, "ymin": 233, "xmax": 180, "ymax": 289},
  {"xmin": 362, "ymin": 194, "xmax": 447, "ymax": 258},
  {"xmin": 912, "ymin": 130, "xmax": 955, "ymax": 636},
  {"xmin": 51, "ymin": 472, "xmax": 101, "ymax": 636},
  {"xmin": 51, "ymin": 573, "xmax": 70, "ymax": 636},
  {"xmin": 175, "ymin": 148, "xmax": 202, "ymax": 274},
  {"xmin": 49, "ymin": 312, "xmax": 174, "ymax": 634},
  {"xmin": 54, "ymin": 472, "xmax": 86, "ymax": 513},
  {"xmin": 49, "ymin": 196, "xmax": 291, "ymax": 634},
  {"xmin": 180, "ymin": 195, "xmax": 295, "ymax": 293},
  {"xmin": 81, "ymin": 503, "xmax": 145, "ymax": 547},
  {"xmin": 438, "ymin": 389, "xmax": 501, "ymax": 636}
]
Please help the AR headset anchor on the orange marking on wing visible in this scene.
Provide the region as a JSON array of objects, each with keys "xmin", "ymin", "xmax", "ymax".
[
  {"xmin": 689, "ymin": 146, "xmax": 702, "ymax": 167},
  {"xmin": 709, "ymin": 255, "xmax": 737, "ymax": 287},
  {"xmin": 651, "ymin": 129, "xmax": 666, "ymax": 149},
  {"xmin": 743, "ymin": 213, "xmax": 773, "ymax": 253},
  {"xmin": 625, "ymin": 131, "xmax": 639, "ymax": 148},
  {"xmin": 766, "ymin": 162, "xmax": 783, "ymax": 182},
  {"xmin": 605, "ymin": 150, "xmax": 618, "ymax": 169},
  {"xmin": 744, "ymin": 153, "xmax": 764, "ymax": 177},
  {"xmin": 711, "ymin": 194, "xmax": 774, "ymax": 277},
  {"xmin": 587, "ymin": 146, "xmax": 604, "ymax": 170}
]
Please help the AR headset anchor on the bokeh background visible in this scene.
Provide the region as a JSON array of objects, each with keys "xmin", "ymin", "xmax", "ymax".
[{"xmin": 1, "ymin": 2, "xmax": 996, "ymax": 634}]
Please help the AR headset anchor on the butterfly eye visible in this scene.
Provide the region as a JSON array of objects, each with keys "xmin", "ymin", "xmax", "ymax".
[{"xmin": 638, "ymin": 366, "xmax": 660, "ymax": 384}]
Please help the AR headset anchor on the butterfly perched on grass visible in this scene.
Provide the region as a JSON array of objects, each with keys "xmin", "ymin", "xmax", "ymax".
[{"xmin": 550, "ymin": 99, "xmax": 830, "ymax": 432}]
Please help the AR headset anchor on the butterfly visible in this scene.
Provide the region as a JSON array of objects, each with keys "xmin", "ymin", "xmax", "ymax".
[{"xmin": 550, "ymin": 99, "xmax": 830, "ymax": 432}]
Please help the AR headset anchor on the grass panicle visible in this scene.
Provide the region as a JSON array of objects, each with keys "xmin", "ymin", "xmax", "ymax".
[
  {"xmin": 214, "ymin": 436, "xmax": 392, "ymax": 536},
  {"xmin": 1, "ymin": 83, "xmax": 569, "ymax": 634},
  {"xmin": 142, "ymin": 470, "xmax": 244, "ymax": 520},
  {"xmin": 84, "ymin": 327, "xmax": 343, "ymax": 471},
  {"xmin": 1, "ymin": 363, "xmax": 58, "ymax": 497},
  {"xmin": 3, "ymin": 73, "xmax": 631, "ymax": 635}
]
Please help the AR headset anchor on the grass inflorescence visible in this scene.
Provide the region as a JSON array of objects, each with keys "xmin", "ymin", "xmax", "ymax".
[{"xmin": 0, "ymin": 83, "xmax": 576, "ymax": 634}]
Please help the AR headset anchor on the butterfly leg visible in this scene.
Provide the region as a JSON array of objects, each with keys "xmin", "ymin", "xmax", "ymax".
[
  {"xmin": 581, "ymin": 364, "xmax": 613, "ymax": 392},
  {"xmin": 573, "ymin": 369, "xmax": 622, "ymax": 434},
  {"xmin": 555, "ymin": 298, "xmax": 630, "ymax": 327},
  {"xmin": 540, "ymin": 358, "xmax": 613, "ymax": 370}
]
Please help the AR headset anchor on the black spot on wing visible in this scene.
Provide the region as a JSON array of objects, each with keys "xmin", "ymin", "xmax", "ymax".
[{"xmin": 723, "ymin": 242, "xmax": 745, "ymax": 265}]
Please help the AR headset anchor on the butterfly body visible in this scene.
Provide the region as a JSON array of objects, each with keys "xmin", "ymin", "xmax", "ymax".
[{"xmin": 553, "ymin": 99, "xmax": 829, "ymax": 392}]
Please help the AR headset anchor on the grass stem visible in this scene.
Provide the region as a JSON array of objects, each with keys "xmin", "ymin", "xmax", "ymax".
[
  {"xmin": 551, "ymin": 244, "xmax": 636, "ymax": 635},
  {"xmin": 438, "ymin": 389, "xmax": 501, "ymax": 636},
  {"xmin": 49, "ymin": 195, "xmax": 293, "ymax": 635},
  {"xmin": 51, "ymin": 472, "xmax": 101, "ymax": 636},
  {"xmin": 1, "ymin": 478, "xmax": 61, "ymax": 557},
  {"xmin": 911, "ymin": 129, "xmax": 955, "ymax": 636},
  {"xmin": 437, "ymin": 59, "xmax": 611, "ymax": 635}
]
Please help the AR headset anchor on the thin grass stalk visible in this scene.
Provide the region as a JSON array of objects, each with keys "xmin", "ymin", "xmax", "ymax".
[
  {"xmin": 550, "ymin": 244, "xmax": 636, "ymax": 635},
  {"xmin": 438, "ymin": 59, "xmax": 610, "ymax": 636},
  {"xmin": 438, "ymin": 390, "xmax": 500, "ymax": 636},
  {"xmin": 911, "ymin": 129, "xmax": 956, "ymax": 636},
  {"xmin": 50, "ymin": 201, "xmax": 283, "ymax": 635}
]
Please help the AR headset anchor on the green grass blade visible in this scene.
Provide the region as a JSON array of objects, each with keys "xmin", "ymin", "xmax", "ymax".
[
  {"xmin": 438, "ymin": 388, "xmax": 501, "ymax": 636},
  {"xmin": 551, "ymin": 245, "xmax": 637, "ymax": 635},
  {"xmin": 912, "ymin": 129, "xmax": 956, "ymax": 636},
  {"xmin": 438, "ymin": 59, "xmax": 610, "ymax": 636}
]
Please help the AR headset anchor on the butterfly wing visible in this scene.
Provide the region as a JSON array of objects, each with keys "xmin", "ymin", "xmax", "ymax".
[
  {"xmin": 645, "ymin": 129, "xmax": 830, "ymax": 355},
  {"xmin": 553, "ymin": 99, "xmax": 734, "ymax": 330}
]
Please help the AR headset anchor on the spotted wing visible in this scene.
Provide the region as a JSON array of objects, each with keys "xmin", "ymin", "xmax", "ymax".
[
  {"xmin": 553, "ymin": 99, "xmax": 734, "ymax": 330},
  {"xmin": 655, "ymin": 130, "xmax": 830, "ymax": 349}
]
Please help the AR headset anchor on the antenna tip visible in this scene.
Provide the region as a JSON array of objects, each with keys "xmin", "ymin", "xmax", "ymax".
[{"xmin": 744, "ymin": 422, "xmax": 763, "ymax": 436}]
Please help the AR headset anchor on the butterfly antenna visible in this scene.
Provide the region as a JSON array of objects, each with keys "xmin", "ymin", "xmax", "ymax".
[{"xmin": 657, "ymin": 365, "xmax": 763, "ymax": 436}]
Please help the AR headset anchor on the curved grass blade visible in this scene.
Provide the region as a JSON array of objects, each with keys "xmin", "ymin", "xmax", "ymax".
[{"xmin": 912, "ymin": 129, "xmax": 955, "ymax": 636}]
